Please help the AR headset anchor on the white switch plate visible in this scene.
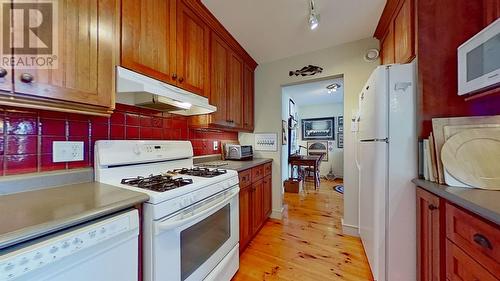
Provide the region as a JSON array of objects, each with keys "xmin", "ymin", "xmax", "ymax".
[
  {"xmin": 213, "ymin": 141, "xmax": 218, "ymax": 151},
  {"xmin": 53, "ymin": 141, "xmax": 84, "ymax": 162}
]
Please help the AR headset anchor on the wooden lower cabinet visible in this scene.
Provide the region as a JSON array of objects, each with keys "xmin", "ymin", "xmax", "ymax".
[
  {"xmin": 416, "ymin": 187, "xmax": 500, "ymax": 281},
  {"xmin": 417, "ymin": 188, "xmax": 442, "ymax": 281},
  {"xmin": 239, "ymin": 184, "xmax": 253, "ymax": 251},
  {"xmin": 238, "ymin": 162, "xmax": 272, "ymax": 253}
]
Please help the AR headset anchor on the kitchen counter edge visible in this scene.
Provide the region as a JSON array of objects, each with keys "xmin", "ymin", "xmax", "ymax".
[
  {"xmin": 0, "ymin": 182, "xmax": 149, "ymax": 249},
  {"xmin": 216, "ymin": 158, "xmax": 273, "ymax": 172},
  {"xmin": 412, "ymin": 179, "xmax": 500, "ymax": 226}
]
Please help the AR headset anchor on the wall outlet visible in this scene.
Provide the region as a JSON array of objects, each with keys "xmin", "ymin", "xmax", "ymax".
[
  {"xmin": 213, "ymin": 141, "xmax": 219, "ymax": 151},
  {"xmin": 53, "ymin": 141, "xmax": 84, "ymax": 162}
]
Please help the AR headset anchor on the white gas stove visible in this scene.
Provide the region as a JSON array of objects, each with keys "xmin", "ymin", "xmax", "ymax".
[{"xmin": 94, "ymin": 140, "xmax": 240, "ymax": 281}]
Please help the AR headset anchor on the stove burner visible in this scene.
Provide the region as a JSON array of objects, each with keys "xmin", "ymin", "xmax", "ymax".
[
  {"xmin": 171, "ymin": 167, "xmax": 227, "ymax": 178},
  {"xmin": 121, "ymin": 174, "xmax": 193, "ymax": 192}
]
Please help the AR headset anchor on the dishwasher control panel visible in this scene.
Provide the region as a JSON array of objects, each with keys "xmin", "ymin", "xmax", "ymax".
[{"xmin": 0, "ymin": 210, "xmax": 139, "ymax": 281}]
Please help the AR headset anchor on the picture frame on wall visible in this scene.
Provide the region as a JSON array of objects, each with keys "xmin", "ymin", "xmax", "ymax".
[
  {"xmin": 337, "ymin": 132, "xmax": 344, "ymax": 148},
  {"xmin": 307, "ymin": 141, "xmax": 328, "ymax": 161},
  {"xmin": 289, "ymin": 99, "xmax": 296, "ymax": 119},
  {"xmin": 301, "ymin": 117, "xmax": 335, "ymax": 140},
  {"xmin": 255, "ymin": 133, "xmax": 278, "ymax": 151},
  {"xmin": 338, "ymin": 116, "xmax": 344, "ymax": 132},
  {"xmin": 282, "ymin": 120, "xmax": 287, "ymax": 145}
]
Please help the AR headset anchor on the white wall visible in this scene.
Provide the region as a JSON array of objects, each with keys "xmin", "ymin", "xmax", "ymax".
[
  {"xmin": 239, "ymin": 38, "xmax": 379, "ymax": 231},
  {"xmin": 297, "ymin": 103, "xmax": 344, "ymax": 178}
]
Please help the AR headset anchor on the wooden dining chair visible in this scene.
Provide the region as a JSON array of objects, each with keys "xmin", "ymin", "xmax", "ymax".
[{"xmin": 304, "ymin": 153, "xmax": 325, "ymax": 189}]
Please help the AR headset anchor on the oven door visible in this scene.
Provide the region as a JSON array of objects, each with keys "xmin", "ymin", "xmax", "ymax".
[{"xmin": 151, "ymin": 186, "xmax": 239, "ymax": 281}]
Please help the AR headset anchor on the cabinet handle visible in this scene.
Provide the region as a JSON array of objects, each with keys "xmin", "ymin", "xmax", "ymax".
[
  {"xmin": 20, "ymin": 73, "xmax": 34, "ymax": 83},
  {"xmin": 172, "ymin": 73, "xmax": 177, "ymax": 80},
  {"xmin": 0, "ymin": 67, "xmax": 7, "ymax": 78},
  {"xmin": 473, "ymin": 234, "xmax": 493, "ymax": 250},
  {"xmin": 178, "ymin": 77, "xmax": 184, "ymax": 83},
  {"xmin": 428, "ymin": 204, "xmax": 438, "ymax": 211}
]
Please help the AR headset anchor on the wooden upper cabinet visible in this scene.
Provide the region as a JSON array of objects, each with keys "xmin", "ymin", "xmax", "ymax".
[
  {"xmin": 394, "ymin": 0, "xmax": 415, "ymax": 63},
  {"xmin": 176, "ymin": 0, "xmax": 210, "ymax": 97},
  {"xmin": 227, "ymin": 51, "xmax": 243, "ymax": 127},
  {"xmin": 416, "ymin": 188, "xmax": 442, "ymax": 281},
  {"xmin": 243, "ymin": 64, "xmax": 255, "ymax": 131},
  {"xmin": 375, "ymin": 0, "xmax": 415, "ymax": 65},
  {"xmin": 7, "ymin": 0, "xmax": 117, "ymax": 114},
  {"xmin": 210, "ymin": 31, "xmax": 230, "ymax": 125},
  {"xmin": 121, "ymin": 0, "xmax": 177, "ymax": 84},
  {"xmin": 381, "ymin": 24, "xmax": 395, "ymax": 65}
]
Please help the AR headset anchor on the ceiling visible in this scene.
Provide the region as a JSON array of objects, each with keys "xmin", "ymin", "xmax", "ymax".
[
  {"xmin": 201, "ymin": 0, "xmax": 386, "ymax": 63},
  {"xmin": 284, "ymin": 78, "xmax": 344, "ymax": 106}
]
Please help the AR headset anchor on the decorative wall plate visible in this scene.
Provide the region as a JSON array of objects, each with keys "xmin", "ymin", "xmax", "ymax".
[{"xmin": 441, "ymin": 128, "xmax": 500, "ymax": 190}]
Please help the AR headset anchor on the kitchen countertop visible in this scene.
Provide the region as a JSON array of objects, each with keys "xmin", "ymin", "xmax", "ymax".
[
  {"xmin": 0, "ymin": 182, "xmax": 149, "ymax": 249},
  {"xmin": 413, "ymin": 179, "xmax": 500, "ymax": 225},
  {"xmin": 196, "ymin": 157, "xmax": 273, "ymax": 172}
]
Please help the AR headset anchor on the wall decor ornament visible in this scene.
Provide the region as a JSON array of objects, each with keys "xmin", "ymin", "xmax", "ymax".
[{"xmin": 301, "ymin": 117, "xmax": 335, "ymax": 140}]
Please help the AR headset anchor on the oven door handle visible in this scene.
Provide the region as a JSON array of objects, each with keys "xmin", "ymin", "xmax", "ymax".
[{"xmin": 155, "ymin": 189, "xmax": 238, "ymax": 234}]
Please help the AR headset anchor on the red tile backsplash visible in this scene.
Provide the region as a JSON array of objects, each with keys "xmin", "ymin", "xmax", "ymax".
[{"xmin": 0, "ymin": 104, "xmax": 238, "ymax": 176}]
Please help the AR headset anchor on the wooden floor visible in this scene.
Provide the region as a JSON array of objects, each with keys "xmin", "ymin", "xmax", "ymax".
[{"xmin": 232, "ymin": 179, "xmax": 373, "ymax": 281}]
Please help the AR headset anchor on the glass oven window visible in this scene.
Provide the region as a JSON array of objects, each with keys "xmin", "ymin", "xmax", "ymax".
[{"xmin": 180, "ymin": 204, "xmax": 231, "ymax": 281}]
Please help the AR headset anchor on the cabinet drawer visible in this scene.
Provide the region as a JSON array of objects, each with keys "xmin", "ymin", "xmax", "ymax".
[
  {"xmin": 446, "ymin": 240, "xmax": 499, "ymax": 281},
  {"xmin": 252, "ymin": 165, "xmax": 264, "ymax": 181},
  {"xmin": 445, "ymin": 203, "xmax": 500, "ymax": 275},
  {"xmin": 238, "ymin": 169, "xmax": 252, "ymax": 188},
  {"xmin": 264, "ymin": 162, "xmax": 272, "ymax": 176}
]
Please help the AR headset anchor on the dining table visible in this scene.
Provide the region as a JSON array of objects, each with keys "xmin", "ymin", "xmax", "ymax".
[{"xmin": 288, "ymin": 154, "xmax": 322, "ymax": 189}]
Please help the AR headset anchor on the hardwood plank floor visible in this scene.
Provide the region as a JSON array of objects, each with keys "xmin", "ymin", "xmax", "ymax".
[{"xmin": 232, "ymin": 179, "xmax": 373, "ymax": 281}]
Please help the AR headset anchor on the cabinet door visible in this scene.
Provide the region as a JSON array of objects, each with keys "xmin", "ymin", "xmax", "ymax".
[
  {"xmin": 263, "ymin": 175, "xmax": 272, "ymax": 219},
  {"xmin": 227, "ymin": 51, "xmax": 243, "ymax": 127},
  {"xmin": 417, "ymin": 188, "xmax": 442, "ymax": 281},
  {"xmin": 0, "ymin": 6, "xmax": 12, "ymax": 94},
  {"xmin": 176, "ymin": 0, "xmax": 209, "ymax": 97},
  {"xmin": 252, "ymin": 179, "xmax": 264, "ymax": 233},
  {"xmin": 394, "ymin": 0, "xmax": 415, "ymax": 63},
  {"xmin": 381, "ymin": 23, "xmax": 395, "ymax": 65},
  {"xmin": 239, "ymin": 185, "xmax": 253, "ymax": 252},
  {"xmin": 121, "ymin": 0, "xmax": 176, "ymax": 84},
  {"xmin": 209, "ymin": 32, "xmax": 229, "ymax": 125},
  {"xmin": 242, "ymin": 64, "xmax": 254, "ymax": 131},
  {"xmin": 0, "ymin": 66, "xmax": 11, "ymax": 93},
  {"xmin": 12, "ymin": 0, "xmax": 116, "ymax": 109}
]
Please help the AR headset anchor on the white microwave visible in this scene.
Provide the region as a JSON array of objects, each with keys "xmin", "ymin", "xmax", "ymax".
[{"xmin": 458, "ymin": 18, "xmax": 500, "ymax": 96}]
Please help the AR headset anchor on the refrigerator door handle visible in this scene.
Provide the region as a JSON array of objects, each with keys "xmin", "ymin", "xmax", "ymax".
[{"xmin": 360, "ymin": 138, "xmax": 389, "ymax": 143}]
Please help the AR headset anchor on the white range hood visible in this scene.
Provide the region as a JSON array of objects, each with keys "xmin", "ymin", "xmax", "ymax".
[{"xmin": 116, "ymin": 67, "xmax": 216, "ymax": 116}]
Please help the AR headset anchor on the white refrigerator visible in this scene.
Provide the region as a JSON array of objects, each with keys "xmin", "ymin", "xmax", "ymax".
[{"xmin": 356, "ymin": 63, "xmax": 417, "ymax": 281}]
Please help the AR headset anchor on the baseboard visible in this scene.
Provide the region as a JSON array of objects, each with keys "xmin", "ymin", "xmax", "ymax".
[
  {"xmin": 270, "ymin": 206, "xmax": 284, "ymax": 219},
  {"xmin": 341, "ymin": 218, "xmax": 359, "ymax": 237}
]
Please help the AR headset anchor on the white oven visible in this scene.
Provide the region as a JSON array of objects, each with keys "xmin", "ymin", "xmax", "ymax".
[
  {"xmin": 458, "ymin": 18, "xmax": 500, "ymax": 95},
  {"xmin": 148, "ymin": 185, "xmax": 239, "ymax": 281}
]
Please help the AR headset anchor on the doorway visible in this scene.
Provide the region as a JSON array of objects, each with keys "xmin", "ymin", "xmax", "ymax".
[{"xmin": 282, "ymin": 76, "xmax": 344, "ymax": 187}]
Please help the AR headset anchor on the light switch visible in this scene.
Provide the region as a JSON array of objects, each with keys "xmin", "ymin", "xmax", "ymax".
[{"xmin": 53, "ymin": 141, "xmax": 84, "ymax": 162}]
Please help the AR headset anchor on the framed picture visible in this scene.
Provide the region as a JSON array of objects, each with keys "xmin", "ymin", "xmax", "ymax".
[
  {"xmin": 338, "ymin": 116, "xmax": 344, "ymax": 132},
  {"xmin": 288, "ymin": 99, "xmax": 296, "ymax": 119},
  {"xmin": 282, "ymin": 120, "xmax": 287, "ymax": 145},
  {"xmin": 337, "ymin": 132, "xmax": 344, "ymax": 148},
  {"xmin": 301, "ymin": 117, "xmax": 335, "ymax": 140},
  {"xmin": 255, "ymin": 133, "xmax": 278, "ymax": 151},
  {"xmin": 307, "ymin": 141, "xmax": 328, "ymax": 161}
]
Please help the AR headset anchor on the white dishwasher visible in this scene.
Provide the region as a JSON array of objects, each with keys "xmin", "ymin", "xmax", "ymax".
[{"xmin": 0, "ymin": 209, "xmax": 139, "ymax": 281}]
